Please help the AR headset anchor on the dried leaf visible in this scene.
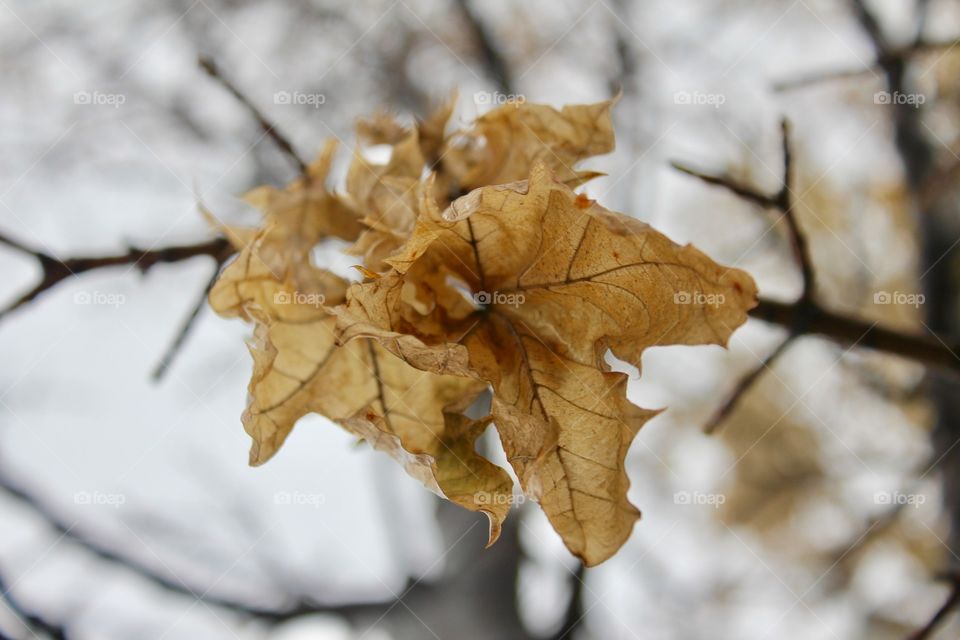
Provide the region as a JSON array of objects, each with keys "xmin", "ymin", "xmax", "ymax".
[
  {"xmin": 210, "ymin": 231, "xmax": 513, "ymax": 543},
  {"xmin": 211, "ymin": 96, "xmax": 758, "ymax": 565},
  {"xmin": 442, "ymin": 98, "xmax": 616, "ymax": 192},
  {"xmin": 335, "ymin": 164, "xmax": 757, "ymax": 565}
]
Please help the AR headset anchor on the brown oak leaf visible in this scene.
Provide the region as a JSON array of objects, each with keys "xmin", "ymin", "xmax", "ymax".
[
  {"xmin": 209, "ymin": 231, "xmax": 514, "ymax": 544},
  {"xmin": 335, "ymin": 163, "xmax": 758, "ymax": 565},
  {"xmin": 441, "ymin": 97, "xmax": 615, "ymax": 193}
]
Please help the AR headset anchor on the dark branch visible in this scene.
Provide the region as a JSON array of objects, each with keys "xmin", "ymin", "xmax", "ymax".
[
  {"xmin": 0, "ymin": 566, "xmax": 69, "ymax": 639},
  {"xmin": 151, "ymin": 259, "xmax": 227, "ymax": 381},
  {"xmin": 751, "ymin": 298, "xmax": 960, "ymax": 373},
  {"xmin": 0, "ymin": 463, "xmax": 402, "ymax": 625},
  {"xmin": 849, "ymin": 0, "xmax": 890, "ymax": 56},
  {"xmin": 705, "ymin": 336, "xmax": 796, "ymax": 434},
  {"xmin": 548, "ymin": 564, "xmax": 586, "ymax": 640},
  {"xmin": 777, "ymin": 119, "xmax": 815, "ymax": 300},
  {"xmin": 198, "ymin": 56, "xmax": 308, "ymax": 174},
  {"xmin": 772, "ymin": 36, "xmax": 960, "ymax": 92},
  {"xmin": 0, "ymin": 233, "xmax": 232, "ymax": 320},
  {"xmin": 908, "ymin": 572, "xmax": 960, "ymax": 640},
  {"xmin": 669, "ymin": 162, "xmax": 779, "ymax": 209},
  {"xmin": 673, "ymin": 120, "xmax": 960, "ymax": 405},
  {"xmin": 453, "ymin": 0, "xmax": 514, "ymax": 94}
]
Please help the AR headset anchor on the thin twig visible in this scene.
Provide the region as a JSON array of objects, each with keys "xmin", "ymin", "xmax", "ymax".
[
  {"xmin": 669, "ymin": 162, "xmax": 780, "ymax": 209},
  {"xmin": 704, "ymin": 336, "xmax": 796, "ymax": 434},
  {"xmin": 0, "ymin": 462, "xmax": 397, "ymax": 624},
  {"xmin": 198, "ymin": 56, "xmax": 308, "ymax": 174},
  {"xmin": 849, "ymin": 0, "xmax": 890, "ymax": 56},
  {"xmin": 772, "ymin": 36, "xmax": 960, "ymax": 92},
  {"xmin": 777, "ymin": 119, "xmax": 815, "ymax": 300},
  {"xmin": 673, "ymin": 121, "xmax": 960, "ymax": 401},
  {"xmin": 549, "ymin": 564, "xmax": 586, "ymax": 640},
  {"xmin": 0, "ymin": 566, "xmax": 69, "ymax": 639},
  {"xmin": 908, "ymin": 573, "xmax": 960, "ymax": 640},
  {"xmin": 0, "ymin": 231, "xmax": 38, "ymax": 257},
  {"xmin": 151, "ymin": 258, "xmax": 227, "ymax": 381},
  {"xmin": 453, "ymin": 0, "xmax": 514, "ymax": 94},
  {"xmin": 0, "ymin": 234, "xmax": 232, "ymax": 320}
]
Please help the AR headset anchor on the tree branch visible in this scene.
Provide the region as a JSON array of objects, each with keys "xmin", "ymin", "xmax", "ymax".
[
  {"xmin": 0, "ymin": 233, "xmax": 232, "ymax": 320},
  {"xmin": 0, "ymin": 566, "xmax": 69, "ymax": 640},
  {"xmin": 772, "ymin": 36, "xmax": 960, "ymax": 92},
  {"xmin": 674, "ymin": 116, "xmax": 960, "ymax": 430},
  {"xmin": 908, "ymin": 572, "xmax": 960, "ymax": 640},
  {"xmin": 198, "ymin": 56, "xmax": 308, "ymax": 174},
  {"xmin": 151, "ymin": 259, "xmax": 227, "ymax": 381},
  {"xmin": 453, "ymin": 0, "xmax": 514, "ymax": 94},
  {"xmin": 704, "ymin": 335, "xmax": 796, "ymax": 434},
  {"xmin": 0, "ymin": 462, "xmax": 403, "ymax": 625}
]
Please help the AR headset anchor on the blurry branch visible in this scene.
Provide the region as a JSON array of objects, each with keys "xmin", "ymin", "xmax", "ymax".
[
  {"xmin": 909, "ymin": 572, "xmax": 960, "ymax": 640},
  {"xmin": 676, "ymin": 121, "xmax": 814, "ymax": 300},
  {"xmin": 0, "ymin": 462, "xmax": 401, "ymax": 625},
  {"xmin": 773, "ymin": 36, "xmax": 960, "ymax": 92},
  {"xmin": 453, "ymin": 0, "xmax": 514, "ymax": 94},
  {"xmin": 547, "ymin": 564, "xmax": 585, "ymax": 640},
  {"xmin": 920, "ymin": 156, "xmax": 960, "ymax": 210},
  {"xmin": 674, "ymin": 118, "xmax": 960, "ymax": 431},
  {"xmin": 1, "ymin": 460, "xmax": 540, "ymax": 637},
  {"xmin": 848, "ymin": 5, "xmax": 960, "ymax": 638},
  {"xmin": 0, "ymin": 567, "xmax": 68, "ymax": 640},
  {"xmin": 675, "ymin": 120, "xmax": 809, "ymax": 432},
  {"xmin": 608, "ymin": 0, "xmax": 637, "ymax": 97},
  {"xmin": 150, "ymin": 263, "xmax": 225, "ymax": 381},
  {"xmin": 749, "ymin": 299, "xmax": 960, "ymax": 371},
  {"xmin": 703, "ymin": 336, "xmax": 796, "ymax": 434},
  {"xmin": 198, "ymin": 56, "xmax": 308, "ymax": 174},
  {"xmin": 2, "ymin": 56, "xmax": 308, "ymax": 378},
  {"xmin": 0, "ymin": 232, "xmax": 232, "ymax": 321},
  {"xmin": 848, "ymin": 0, "xmax": 890, "ymax": 55},
  {"xmin": 0, "ymin": 229, "xmax": 232, "ymax": 382}
]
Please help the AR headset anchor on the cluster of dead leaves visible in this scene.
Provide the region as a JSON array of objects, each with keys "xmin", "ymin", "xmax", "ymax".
[{"xmin": 208, "ymin": 95, "xmax": 758, "ymax": 566}]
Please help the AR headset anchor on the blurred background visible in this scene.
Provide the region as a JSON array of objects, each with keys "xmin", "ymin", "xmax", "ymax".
[{"xmin": 2, "ymin": 0, "xmax": 960, "ymax": 638}]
